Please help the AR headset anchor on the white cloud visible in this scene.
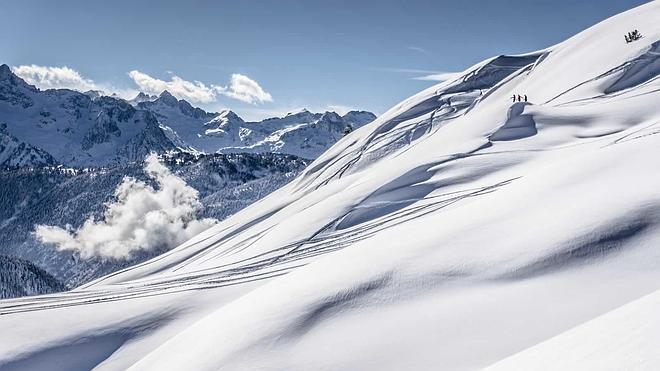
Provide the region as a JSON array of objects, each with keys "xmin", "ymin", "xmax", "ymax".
[
  {"xmin": 128, "ymin": 70, "xmax": 217, "ymax": 104},
  {"xmin": 375, "ymin": 67, "xmax": 441, "ymax": 74},
  {"xmin": 413, "ymin": 72, "xmax": 462, "ymax": 82},
  {"xmin": 12, "ymin": 64, "xmax": 139, "ymax": 99},
  {"xmin": 325, "ymin": 104, "xmax": 354, "ymax": 115},
  {"xmin": 12, "ymin": 65, "xmax": 273, "ymax": 106},
  {"xmin": 214, "ymin": 73, "xmax": 273, "ymax": 105},
  {"xmin": 128, "ymin": 71, "xmax": 273, "ymax": 105},
  {"xmin": 408, "ymin": 46, "xmax": 430, "ymax": 55},
  {"xmin": 12, "ymin": 65, "xmax": 98, "ymax": 92},
  {"xmin": 35, "ymin": 154, "xmax": 217, "ymax": 259}
]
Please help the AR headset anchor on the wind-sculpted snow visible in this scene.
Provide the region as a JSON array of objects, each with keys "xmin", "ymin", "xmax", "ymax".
[
  {"xmin": 1, "ymin": 2, "xmax": 660, "ymax": 370},
  {"xmin": 605, "ymin": 40, "xmax": 660, "ymax": 93},
  {"xmin": 292, "ymin": 52, "xmax": 543, "ymax": 190},
  {"xmin": 489, "ymin": 102, "xmax": 537, "ymax": 141}
]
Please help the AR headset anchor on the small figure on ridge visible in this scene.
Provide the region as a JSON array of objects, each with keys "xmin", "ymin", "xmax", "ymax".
[{"xmin": 625, "ymin": 29, "xmax": 642, "ymax": 43}]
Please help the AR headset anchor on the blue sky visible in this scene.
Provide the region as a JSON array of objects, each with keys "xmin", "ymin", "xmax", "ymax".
[{"xmin": 1, "ymin": 0, "xmax": 650, "ymax": 120}]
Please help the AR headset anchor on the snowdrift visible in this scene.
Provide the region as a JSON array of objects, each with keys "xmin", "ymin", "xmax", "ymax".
[{"xmin": 1, "ymin": 2, "xmax": 660, "ymax": 370}]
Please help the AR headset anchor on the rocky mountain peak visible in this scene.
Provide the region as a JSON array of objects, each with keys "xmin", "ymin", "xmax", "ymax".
[{"xmin": 157, "ymin": 90, "xmax": 179, "ymax": 106}]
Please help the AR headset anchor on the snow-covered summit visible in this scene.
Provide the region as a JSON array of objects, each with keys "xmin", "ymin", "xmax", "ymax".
[
  {"xmin": 0, "ymin": 69, "xmax": 376, "ymax": 165},
  {"xmin": 0, "ymin": 64, "xmax": 11, "ymax": 76},
  {"xmin": 127, "ymin": 91, "xmax": 157, "ymax": 105},
  {"xmin": 0, "ymin": 64, "xmax": 29, "ymax": 87},
  {"xmin": 83, "ymin": 90, "xmax": 105, "ymax": 100},
  {"xmin": 218, "ymin": 109, "xmax": 374, "ymax": 158},
  {"xmin": 203, "ymin": 109, "xmax": 245, "ymax": 133},
  {"xmin": 136, "ymin": 97, "xmax": 375, "ymax": 158},
  {"xmin": 341, "ymin": 110, "xmax": 377, "ymax": 127},
  {"xmin": 0, "ymin": 67, "xmax": 176, "ymax": 166},
  {"xmin": 155, "ymin": 90, "xmax": 179, "ymax": 106}
]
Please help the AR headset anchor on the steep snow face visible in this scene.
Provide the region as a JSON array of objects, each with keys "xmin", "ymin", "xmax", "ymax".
[
  {"xmin": 0, "ymin": 71, "xmax": 176, "ymax": 166},
  {"xmin": 485, "ymin": 288, "xmax": 660, "ymax": 371},
  {"xmin": 1, "ymin": 2, "xmax": 660, "ymax": 370}
]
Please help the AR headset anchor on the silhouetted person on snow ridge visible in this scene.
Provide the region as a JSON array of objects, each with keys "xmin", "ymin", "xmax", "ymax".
[
  {"xmin": 524, "ymin": 95, "xmax": 528, "ymax": 102},
  {"xmin": 626, "ymin": 30, "xmax": 642, "ymax": 43},
  {"xmin": 517, "ymin": 95, "xmax": 522, "ymax": 102},
  {"xmin": 512, "ymin": 95, "xmax": 516, "ymax": 102}
]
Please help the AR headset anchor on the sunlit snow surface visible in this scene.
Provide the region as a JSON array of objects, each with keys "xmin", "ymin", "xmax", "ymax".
[{"xmin": 2, "ymin": 2, "xmax": 660, "ymax": 370}]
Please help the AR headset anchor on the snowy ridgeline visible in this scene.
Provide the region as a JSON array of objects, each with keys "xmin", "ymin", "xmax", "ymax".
[
  {"xmin": 0, "ymin": 152, "xmax": 308, "ymax": 297},
  {"xmin": 1, "ymin": 2, "xmax": 660, "ymax": 370},
  {"xmin": 0, "ymin": 65, "xmax": 375, "ymax": 167}
]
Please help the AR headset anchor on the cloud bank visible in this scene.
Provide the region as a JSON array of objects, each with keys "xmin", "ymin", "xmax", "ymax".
[
  {"xmin": 128, "ymin": 70, "xmax": 273, "ymax": 105},
  {"xmin": 215, "ymin": 74, "xmax": 273, "ymax": 104},
  {"xmin": 12, "ymin": 65, "xmax": 98, "ymax": 92},
  {"xmin": 10, "ymin": 64, "xmax": 273, "ymax": 105},
  {"xmin": 12, "ymin": 65, "xmax": 139, "ymax": 98},
  {"xmin": 35, "ymin": 154, "xmax": 217, "ymax": 259},
  {"xmin": 128, "ymin": 70, "xmax": 217, "ymax": 104}
]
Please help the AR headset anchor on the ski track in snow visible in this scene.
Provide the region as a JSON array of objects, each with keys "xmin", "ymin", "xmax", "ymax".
[{"xmin": 0, "ymin": 177, "xmax": 517, "ymax": 316}]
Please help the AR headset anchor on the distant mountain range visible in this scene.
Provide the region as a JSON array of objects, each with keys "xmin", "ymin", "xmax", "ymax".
[
  {"xmin": 0, "ymin": 64, "xmax": 375, "ymax": 167},
  {"xmin": 0, "ymin": 63, "xmax": 374, "ymax": 298}
]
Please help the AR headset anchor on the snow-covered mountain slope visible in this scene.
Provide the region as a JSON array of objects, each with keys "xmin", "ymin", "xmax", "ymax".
[
  {"xmin": 0, "ymin": 66, "xmax": 177, "ymax": 167},
  {"xmin": 139, "ymin": 94, "xmax": 376, "ymax": 158},
  {"xmin": 0, "ymin": 152, "xmax": 308, "ymax": 294},
  {"xmin": 1, "ymin": 2, "xmax": 659, "ymax": 370},
  {"xmin": 485, "ymin": 288, "xmax": 660, "ymax": 371}
]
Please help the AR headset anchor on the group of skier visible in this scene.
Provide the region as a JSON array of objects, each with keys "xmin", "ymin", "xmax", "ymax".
[
  {"xmin": 511, "ymin": 94, "xmax": 528, "ymax": 103},
  {"xmin": 625, "ymin": 29, "xmax": 642, "ymax": 43}
]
